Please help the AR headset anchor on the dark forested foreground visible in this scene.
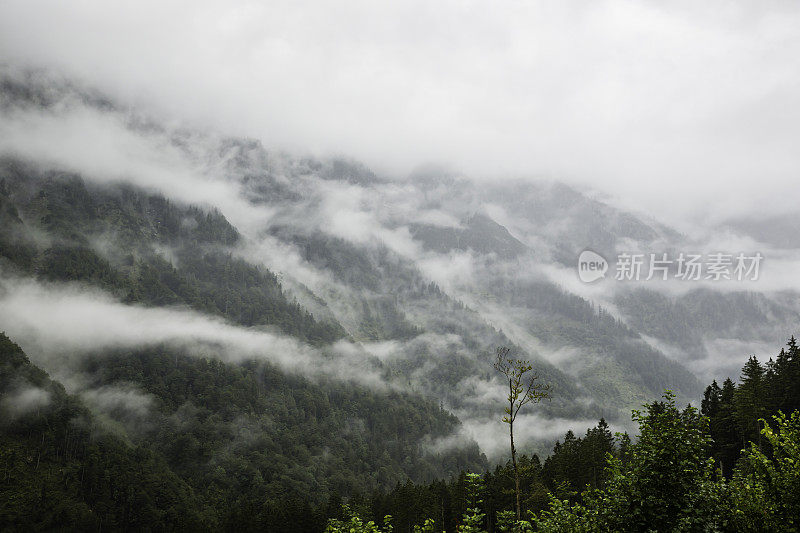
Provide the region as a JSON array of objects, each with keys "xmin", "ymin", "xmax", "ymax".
[
  {"xmin": 2, "ymin": 333, "xmax": 799, "ymax": 531},
  {"xmin": 0, "ymin": 331, "xmax": 484, "ymax": 532},
  {"xmin": 326, "ymin": 338, "xmax": 800, "ymax": 533}
]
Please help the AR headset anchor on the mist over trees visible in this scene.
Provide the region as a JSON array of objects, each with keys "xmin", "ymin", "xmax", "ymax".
[
  {"xmin": 4, "ymin": 326, "xmax": 799, "ymax": 531},
  {"xmin": 324, "ymin": 339, "xmax": 800, "ymax": 532},
  {"xmin": 1, "ymin": 68, "xmax": 799, "ymax": 532}
]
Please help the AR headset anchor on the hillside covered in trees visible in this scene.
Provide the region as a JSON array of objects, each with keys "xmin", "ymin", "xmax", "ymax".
[
  {"xmin": 325, "ymin": 338, "xmax": 800, "ymax": 532},
  {"xmin": 2, "ymin": 66, "xmax": 800, "ymax": 533},
  {"xmin": 0, "ymin": 332, "xmax": 485, "ymax": 531},
  {"xmin": 4, "ymin": 331, "xmax": 799, "ymax": 531}
]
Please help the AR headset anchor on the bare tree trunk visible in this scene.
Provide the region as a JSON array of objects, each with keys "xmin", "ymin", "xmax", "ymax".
[{"xmin": 510, "ymin": 418, "xmax": 521, "ymax": 521}]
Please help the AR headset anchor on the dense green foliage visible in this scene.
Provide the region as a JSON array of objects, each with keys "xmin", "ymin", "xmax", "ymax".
[
  {"xmin": 7, "ymin": 331, "xmax": 792, "ymax": 531},
  {"xmin": 342, "ymin": 421, "xmax": 614, "ymax": 532},
  {"xmin": 725, "ymin": 410, "xmax": 800, "ymax": 531},
  {"xmin": 81, "ymin": 347, "xmax": 485, "ymax": 502},
  {"xmin": 0, "ymin": 160, "xmax": 590, "ymax": 424},
  {"xmin": 0, "ymin": 333, "xmax": 486, "ymax": 531},
  {"xmin": 541, "ymin": 419, "xmax": 618, "ymax": 498},
  {"xmin": 334, "ymin": 339, "xmax": 800, "ymax": 532},
  {"xmin": 701, "ymin": 335, "xmax": 800, "ymax": 477},
  {"xmin": 533, "ymin": 391, "xmax": 723, "ymax": 532},
  {"xmin": 0, "ymin": 334, "xmax": 212, "ymax": 531}
]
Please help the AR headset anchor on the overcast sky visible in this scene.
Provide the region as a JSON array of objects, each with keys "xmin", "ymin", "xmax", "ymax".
[{"xmin": 1, "ymin": 0, "xmax": 799, "ymax": 226}]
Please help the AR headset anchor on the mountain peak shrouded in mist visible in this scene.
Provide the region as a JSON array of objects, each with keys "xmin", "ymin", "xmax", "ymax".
[
  {"xmin": 1, "ymin": 2, "xmax": 800, "ymax": 527},
  {"xmin": 3, "ymin": 68, "xmax": 799, "ymax": 386},
  {"xmin": 4, "ymin": 2, "xmax": 800, "ymax": 228},
  {"xmin": 0, "ymin": 0, "xmax": 800, "ymax": 533}
]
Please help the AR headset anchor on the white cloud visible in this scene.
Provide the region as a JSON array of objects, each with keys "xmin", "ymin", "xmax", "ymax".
[
  {"xmin": 0, "ymin": 104, "xmax": 271, "ymax": 234},
  {"xmin": 1, "ymin": 386, "xmax": 51, "ymax": 419},
  {"xmin": 434, "ymin": 412, "xmax": 615, "ymax": 460},
  {"xmin": 1, "ymin": 1, "xmax": 798, "ymax": 228},
  {"xmin": 0, "ymin": 275, "xmax": 387, "ymax": 389}
]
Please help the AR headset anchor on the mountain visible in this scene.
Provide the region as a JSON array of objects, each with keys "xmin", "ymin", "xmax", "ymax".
[
  {"xmin": 3, "ymin": 68, "xmax": 800, "ymax": 527},
  {"xmin": 0, "ymin": 157, "xmax": 487, "ymax": 496}
]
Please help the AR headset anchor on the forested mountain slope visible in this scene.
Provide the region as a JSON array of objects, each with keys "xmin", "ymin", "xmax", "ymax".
[
  {"xmin": 0, "ymin": 326, "xmax": 485, "ymax": 530},
  {"xmin": 3, "ymin": 68, "xmax": 800, "ymax": 530},
  {"xmin": 0, "ymin": 163, "xmax": 487, "ymax": 509}
]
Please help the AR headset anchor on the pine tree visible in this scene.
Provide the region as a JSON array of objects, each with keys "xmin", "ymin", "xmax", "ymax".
[
  {"xmin": 735, "ymin": 356, "xmax": 767, "ymax": 447},
  {"xmin": 783, "ymin": 337, "xmax": 800, "ymax": 413},
  {"xmin": 701, "ymin": 380, "xmax": 721, "ymax": 418},
  {"xmin": 716, "ymin": 378, "xmax": 740, "ymax": 477}
]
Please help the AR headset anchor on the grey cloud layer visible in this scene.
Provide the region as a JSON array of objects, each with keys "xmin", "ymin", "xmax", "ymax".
[{"xmin": 1, "ymin": 1, "xmax": 799, "ymax": 228}]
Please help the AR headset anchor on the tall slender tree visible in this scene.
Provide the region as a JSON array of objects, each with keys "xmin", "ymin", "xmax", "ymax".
[
  {"xmin": 494, "ymin": 346, "xmax": 551, "ymax": 520},
  {"xmin": 735, "ymin": 356, "xmax": 767, "ymax": 447}
]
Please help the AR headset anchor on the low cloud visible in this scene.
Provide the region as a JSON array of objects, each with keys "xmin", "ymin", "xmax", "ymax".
[
  {"xmin": 697, "ymin": 337, "xmax": 784, "ymax": 384},
  {"xmin": 0, "ymin": 102, "xmax": 271, "ymax": 235},
  {"xmin": 0, "ymin": 275, "xmax": 388, "ymax": 389},
  {"xmin": 81, "ymin": 384, "xmax": 155, "ymax": 420},
  {"xmin": 429, "ymin": 411, "xmax": 615, "ymax": 461},
  {"xmin": 3, "ymin": 1, "xmax": 800, "ymax": 230},
  {"xmin": 1, "ymin": 385, "xmax": 51, "ymax": 419}
]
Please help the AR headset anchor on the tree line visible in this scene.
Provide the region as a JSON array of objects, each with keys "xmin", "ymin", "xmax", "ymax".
[{"xmin": 328, "ymin": 337, "xmax": 800, "ymax": 532}]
